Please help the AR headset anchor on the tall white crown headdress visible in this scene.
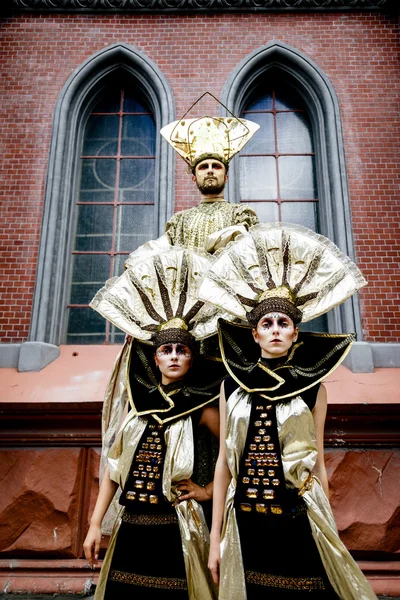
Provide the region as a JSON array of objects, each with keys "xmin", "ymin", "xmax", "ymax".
[{"xmin": 160, "ymin": 92, "xmax": 259, "ymax": 169}]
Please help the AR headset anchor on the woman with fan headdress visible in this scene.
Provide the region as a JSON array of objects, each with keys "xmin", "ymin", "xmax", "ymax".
[
  {"xmin": 199, "ymin": 223, "xmax": 377, "ymax": 599},
  {"xmin": 83, "ymin": 247, "xmax": 227, "ymax": 600}
]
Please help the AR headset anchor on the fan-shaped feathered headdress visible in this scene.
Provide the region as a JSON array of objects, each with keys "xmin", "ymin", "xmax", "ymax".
[
  {"xmin": 199, "ymin": 222, "xmax": 367, "ymax": 326},
  {"xmin": 90, "ymin": 247, "xmax": 225, "ymax": 345}
]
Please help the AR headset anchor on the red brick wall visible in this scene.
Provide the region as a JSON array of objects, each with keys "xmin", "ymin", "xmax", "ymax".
[{"xmin": 0, "ymin": 11, "xmax": 399, "ymax": 343}]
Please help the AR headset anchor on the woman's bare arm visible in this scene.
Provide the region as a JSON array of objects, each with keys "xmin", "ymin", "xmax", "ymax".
[
  {"xmin": 83, "ymin": 465, "xmax": 118, "ymax": 567},
  {"xmin": 312, "ymin": 384, "xmax": 330, "ymax": 498},
  {"xmin": 83, "ymin": 400, "xmax": 129, "ymax": 566},
  {"xmin": 208, "ymin": 381, "xmax": 232, "ymax": 585}
]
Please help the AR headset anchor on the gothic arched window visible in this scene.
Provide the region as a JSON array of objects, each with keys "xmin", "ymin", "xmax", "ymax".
[{"xmin": 67, "ymin": 87, "xmax": 156, "ymax": 344}]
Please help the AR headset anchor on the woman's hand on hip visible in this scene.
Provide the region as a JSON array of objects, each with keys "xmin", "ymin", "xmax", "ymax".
[{"xmin": 175, "ymin": 478, "xmax": 211, "ymax": 502}]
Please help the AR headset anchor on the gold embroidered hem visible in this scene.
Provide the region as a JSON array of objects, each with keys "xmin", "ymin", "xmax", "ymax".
[
  {"xmin": 245, "ymin": 570, "xmax": 326, "ymax": 591},
  {"xmin": 109, "ymin": 570, "xmax": 188, "ymax": 590},
  {"xmin": 122, "ymin": 511, "xmax": 178, "ymax": 526}
]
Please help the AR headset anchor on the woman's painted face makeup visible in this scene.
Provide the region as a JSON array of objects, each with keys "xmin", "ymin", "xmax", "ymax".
[
  {"xmin": 252, "ymin": 312, "xmax": 298, "ymax": 359},
  {"xmin": 154, "ymin": 343, "xmax": 192, "ymax": 385}
]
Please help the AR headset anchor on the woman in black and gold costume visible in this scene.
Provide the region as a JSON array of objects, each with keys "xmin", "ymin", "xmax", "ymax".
[
  {"xmin": 84, "ymin": 247, "xmax": 227, "ymax": 600},
  {"xmin": 200, "ymin": 223, "xmax": 378, "ymax": 600}
]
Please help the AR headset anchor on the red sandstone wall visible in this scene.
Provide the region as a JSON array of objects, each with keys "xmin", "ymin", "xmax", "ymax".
[
  {"xmin": 0, "ymin": 11, "xmax": 399, "ymax": 343},
  {"xmin": 0, "ymin": 447, "xmax": 398, "ymax": 559}
]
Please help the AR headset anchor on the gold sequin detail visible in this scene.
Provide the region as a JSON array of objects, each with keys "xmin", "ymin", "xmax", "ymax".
[
  {"xmin": 109, "ymin": 570, "xmax": 187, "ymax": 590},
  {"xmin": 122, "ymin": 512, "xmax": 178, "ymax": 525},
  {"xmin": 245, "ymin": 570, "xmax": 326, "ymax": 590}
]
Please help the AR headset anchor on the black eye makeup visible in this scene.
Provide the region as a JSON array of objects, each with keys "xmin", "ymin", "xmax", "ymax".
[{"xmin": 156, "ymin": 344, "xmax": 191, "ymax": 357}]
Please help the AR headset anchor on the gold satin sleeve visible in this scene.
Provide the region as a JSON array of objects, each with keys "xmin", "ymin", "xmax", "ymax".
[
  {"xmin": 164, "ymin": 418, "xmax": 217, "ymax": 600},
  {"xmin": 219, "ymin": 388, "xmax": 251, "ymax": 600},
  {"xmin": 99, "ymin": 341, "xmax": 130, "ymax": 535}
]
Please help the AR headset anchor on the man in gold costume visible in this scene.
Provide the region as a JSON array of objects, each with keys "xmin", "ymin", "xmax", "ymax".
[{"xmin": 125, "ymin": 111, "xmax": 260, "ymax": 266}]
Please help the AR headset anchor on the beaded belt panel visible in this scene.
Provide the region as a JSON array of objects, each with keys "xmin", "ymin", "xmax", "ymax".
[
  {"xmin": 122, "ymin": 511, "xmax": 178, "ymax": 526},
  {"xmin": 246, "ymin": 570, "xmax": 326, "ymax": 591},
  {"xmin": 109, "ymin": 570, "xmax": 188, "ymax": 590}
]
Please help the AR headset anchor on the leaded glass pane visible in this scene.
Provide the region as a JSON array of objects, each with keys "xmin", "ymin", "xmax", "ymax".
[
  {"xmin": 277, "ymin": 113, "xmax": 313, "ymax": 153},
  {"xmin": 67, "ymin": 308, "xmax": 106, "ymax": 343},
  {"xmin": 240, "ymin": 156, "xmax": 277, "ymax": 200},
  {"xmin": 298, "ymin": 315, "xmax": 328, "ymax": 333},
  {"xmin": 113, "ymin": 254, "xmax": 129, "ymax": 277},
  {"xmin": 249, "ymin": 202, "xmax": 279, "ymax": 223},
  {"xmin": 122, "ymin": 115, "xmax": 156, "ymax": 155},
  {"xmin": 244, "ymin": 91, "xmax": 273, "ymax": 111},
  {"xmin": 281, "ymin": 202, "xmax": 318, "ymax": 230},
  {"xmin": 79, "ymin": 159, "xmax": 116, "ymax": 203},
  {"xmin": 70, "ymin": 282, "xmax": 104, "ymax": 306},
  {"xmin": 275, "ymin": 85, "xmax": 301, "ymax": 111},
  {"xmin": 124, "ymin": 96, "xmax": 147, "ymax": 113},
  {"xmin": 75, "ymin": 205, "xmax": 114, "ymax": 251},
  {"xmin": 242, "ymin": 113, "xmax": 275, "ymax": 155},
  {"xmin": 119, "ymin": 158, "xmax": 156, "ymax": 203},
  {"xmin": 115, "ymin": 205, "xmax": 155, "ymax": 252},
  {"xmin": 93, "ymin": 92, "xmax": 121, "ymax": 113},
  {"xmin": 71, "ymin": 254, "xmax": 110, "ymax": 285},
  {"xmin": 109, "ymin": 324, "xmax": 126, "ymax": 344},
  {"xmin": 279, "ymin": 156, "xmax": 317, "ymax": 200},
  {"xmin": 82, "ymin": 116, "xmax": 119, "ymax": 156}
]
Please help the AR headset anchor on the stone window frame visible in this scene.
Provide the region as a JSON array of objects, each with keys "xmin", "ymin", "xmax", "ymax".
[
  {"xmin": 222, "ymin": 41, "xmax": 363, "ymax": 341},
  {"xmin": 30, "ymin": 43, "xmax": 175, "ymax": 347}
]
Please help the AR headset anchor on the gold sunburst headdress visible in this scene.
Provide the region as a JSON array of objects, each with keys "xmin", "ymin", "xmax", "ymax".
[
  {"xmin": 90, "ymin": 246, "xmax": 225, "ymax": 346},
  {"xmin": 160, "ymin": 92, "xmax": 260, "ymax": 170},
  {"xmin": 199, "ymin": 222, "xmax": 367, "ymax": 326}
]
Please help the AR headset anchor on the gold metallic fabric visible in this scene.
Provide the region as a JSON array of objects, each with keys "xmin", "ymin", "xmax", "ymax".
[
  {"xmin": 199, "ymin": 222, "xmax": 366, "ymax": 324},
  {"xmin": 99, "ymin": 341, "xmax": 131, "ymax": 535},
  {"xmin": 220, "ymin": 390, "xmax": 377, "ymax": 600},
  {"xmin": 160, "ymin": 116, "xmax": 260, "ymax": 168},
  {"xmin": 165, "ymin": 201, "xmax": 259, "ymax": 252}
]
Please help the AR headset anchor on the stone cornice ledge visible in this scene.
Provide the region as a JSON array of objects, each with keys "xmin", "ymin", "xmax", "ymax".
[{"xmin": 6, "ymin": 0, "xmax": 394, "ymax": 14}]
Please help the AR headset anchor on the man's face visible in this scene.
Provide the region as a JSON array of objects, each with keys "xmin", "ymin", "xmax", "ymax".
[{"xmin": 192, "ymin": 159, "xmax": 227, "ymax": 195}]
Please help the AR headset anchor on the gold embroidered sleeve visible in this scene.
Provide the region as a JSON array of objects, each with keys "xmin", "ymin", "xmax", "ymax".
[{"xmin": 233, "ymin": 204, "xmax": 259, "ymax": 229}]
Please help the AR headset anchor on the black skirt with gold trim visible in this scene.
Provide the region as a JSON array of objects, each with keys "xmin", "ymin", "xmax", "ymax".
[{"xmin": 104, "ymin": 508, "xmax": 188, "ymax": 599}]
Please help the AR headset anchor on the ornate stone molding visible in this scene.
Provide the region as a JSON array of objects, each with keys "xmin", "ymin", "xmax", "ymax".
[{"xmin": 8, "ymin": 0, "xmax": 393, "ymax": 13}]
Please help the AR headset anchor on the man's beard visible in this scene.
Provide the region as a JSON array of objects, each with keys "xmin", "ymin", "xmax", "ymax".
[{"xmin": 196, "ymin": 177, "xmax": 225, "ymax": 196}]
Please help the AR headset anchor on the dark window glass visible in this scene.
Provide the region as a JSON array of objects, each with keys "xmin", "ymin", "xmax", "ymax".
[
  {"xmin": 240, "ymin": 81, "xmax": 326, "ymax": 332},
  {"xmin": 67, "ymin": 88, "xmax": 156, "ymax": 344}
]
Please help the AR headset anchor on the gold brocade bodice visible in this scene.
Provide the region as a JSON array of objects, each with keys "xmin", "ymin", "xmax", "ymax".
[{"xmin": 165, "ymin": 200, "xmax": 258, "ymax": 251}]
